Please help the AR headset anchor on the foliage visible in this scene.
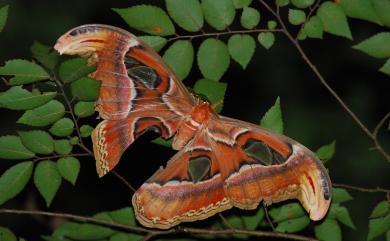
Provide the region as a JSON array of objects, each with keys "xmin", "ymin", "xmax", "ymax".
[{"xmin": 0, "ymin": 0, "xmax": 389, "ymax": 241}]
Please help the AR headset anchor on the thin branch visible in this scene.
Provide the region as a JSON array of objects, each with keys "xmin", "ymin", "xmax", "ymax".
[
  {"xmin": 0, "ymin": 208, "xmax": 318, "ymax": 241},
  {"xmin": 263, "ymin": 204, "xmax": 275, "ymax": 231},
  {"xmin": 296, "ymin": 0, "xmax": 322, "ymax": 40},
  {"xmin": 112, "ymin": 171, "xmax": 137, "ymax": 192},
  {"xmin": 33, "ymin": 153, "xmax": 91, "ymax": 162},
  {"xmin": 258, "ymin": 0, "xmax": 390, "ymax": 162},
  {"xmin": 333, "ymin": 183, "xmax": 390, "ymax": 194},
  {"xmin": 167, "ymin": 28, "xmax": 283, "ymax": 42}
]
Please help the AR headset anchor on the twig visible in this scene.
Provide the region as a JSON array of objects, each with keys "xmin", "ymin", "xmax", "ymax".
[
  {"xmin": 257, "ymin": 0, "xmax": 390, "ymax": 162},
  {"xmin": 263, "ymin": 204, "xmax": 275, "ymax": 231},
  {"xmin": 112, "ymin": 171, "xmax": 137, "ymax": 192},
  {"xmin": 33, "ymin": 153, "xmax": 91, "ymax": 162},
  {"xmin": 296, "ymin": 0, "xmax": 322, "ymax": 40},
  {"xmin": 218, "ymin": 213, "xmax": 235, "ymax": 230},
  {"xmin": 333, "ymin": 183, "xmax": 390, "ymax": 194}
]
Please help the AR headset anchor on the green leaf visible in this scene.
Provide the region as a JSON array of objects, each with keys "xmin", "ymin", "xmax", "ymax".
[
  {"xmin": 241, "ymin": 7, "xmax": 260, "ymax": 29},
  {"xmin": 242, "ymin": 208, "xmax": 265, "ymax": 230},
  {"xmin": 69, "ymin": 136, "xmax": 79, "ymax": 145},
  {"xmin": 368, "ymin": 214, "xmax": 390, "ymax": 241},
  {"xmin": 197, "ymin": 38, "xmax": 230, "ymax": 82},
  {"xmin": 353, "ymin": 32, "xmax": 390, "ymax": 58},
  {"xmin": 66, "ymin": 213, "xmax": 114, "ymax": 240},
  {"xmin": 268, "ymin": 20, "xmax": 277, "ymax": 30},
  {"xmin": 0, "ymin": 86, "xmax": 56, "ymax": 110},
  {"xmin": 30, "ymin": 41, "xmax": 59, "ymax": 70},
  {"xmin": 228, "ymin": 34, "xmax": 256, "ymax": 69},
  {"xmin": 370, "ymin": 201, "xmax": 390, "ymax": 218},
  {"xmin": 288, "ymin": 9, "xmax": 306, "ymax": 25},
  {"xmin": 0, "ymin": 5, "xmax": 9, "ymax": 32},
  {"xmin": 379, "ymin": 58, "xmax": 390, "ymax": 76},
  {"xmin": 74, "ymin": 101, "xmax": 95, "ymax": 118},
  {"xmin": 277, "ymin": 0, "xmax": 290, "ymax": 7},
  {"xmin": 0, "ymin": 59, "xmax": 50, "ymax": 85},
  {"xmin": 54, "ymin": 140, "xmax": 72, "ymax": 155},
  {"xmin": 59, "ymin": 57, "xmax": 96, "ymax": 83},
  {"xmin": 387, "ymin": 230, "xmax": 390, "ymax": 241},
  {"xmin": 17, "ymin": 100, "xmax": 65, "ymax": 127},
  {"xmin": 372, "ymin": 0, "xmax": 390, "ymax": 27},
  {"xmin": 57, "ymin": 157, "xmax": 80, "ymax": 185},
  {"xmin": 291, "ymin": 0, "xmax": 314, "ymax": 8},
  {"xmin": 109, "ymin": 207, "xmax": 136, "ymax": 226},
  {"xmin": 257, "ymin": 32, "xmax": 275, "ymax": 49},
  {"xmin": 201, "ymin": 0, "xmax": 236, "ymax": 30},
  {"xmin": 166, "ymin": 0, "xmax": 203, "ymax": 32},
  {"xmin": 139, "ymin": 36, "xmax": 167, "ymax": 52},
  {"xmin": 193, "ymin": 79, "xmax": 227, "ymax": 113},
  {"xmin": 49, "ymin": 118, "xmax": 74, "ymax": 137},
  {"xmin": 332, "ymin": 188, "xmax": 353, "ymax": 203},
  {"xmin": 152, "ymin": 137, "xmax": 173, "ymax": 148},
  {"xmin": 0, "ymin": 135, "xmax": 35, "ymax": 160},
  {"xmin": 303, "ymin": 16, "xmax": 324, "ymax": 39},
  {"xmin": 0, "ymin": 227, "xmax": 17, "ymax": 241},
  {"xmin": 297, "ymin": 29, "xmax": 307, "ymax": 40},
  {"xmin": 232, "ymin": 0, "xmax": 253, "ymax": 8},
  {"xmin": 334, "ymin": 205, "xmax": 355, "ymax": 229},
  {"xmin": 80, "ymin": 125, "xmax": 94, "ymax": 138},
  {"xmin": 0, "ymin": 161, "xmax": 33, "ymax": 205},
  {"xmin": 260, "ymin": 97, "xmax": 283, "ymax": 134},
  {"xmin": 339, "ymin": 0, "xmax": 382, "ymax": 25},
  {"xmin": 34, "ymin": 160, "xmax": 62, "ymax": 207},
  {"xmin": 314, "ymin": 218, "xmax": 342, "ymax": 241},
  {"xmin": 71, "ymin": 77, "xmax": 101, "ymax": 101},
  {"xmin": 110, "ymin": 233, "xmax": 143, "ymax": 241},
  {"xmin": 315, "ymin": 140, "xmax": 336, "ymax": 163},
  {"xmin": 163, "ymin": 40, "xmax": 194, "ymax": 80},
  {"xmin": 51, "ymin": 222, "xmax": 79, "ymax": 240},
  {"xmin": 270, "ymin": 203, "xmax": 305, "ymax": 222},
  {"xmin": 275, "ymin": 215, "xmax": 310, "ymax": 233},
  {"xmin": 19, "ymin": 131, "xmax": 54, "ymax": 155},
  {"xmin": 113, "ymin": 5, "xmax": 175, "ymax": 36},
  {"xmin": 317, "ymin": 2, "xmax": 353, "ymax": 40}
]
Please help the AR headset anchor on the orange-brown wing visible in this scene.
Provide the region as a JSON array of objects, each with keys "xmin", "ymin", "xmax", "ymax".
[
  {"xmin": 133, "ymin": 116, "xmax": 331, "ymax": 229},
  {"xmin": 55, "ymin": 24, "xmax": 195, "ymax": 176}
]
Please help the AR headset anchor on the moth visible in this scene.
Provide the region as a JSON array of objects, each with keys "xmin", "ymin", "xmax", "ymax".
[{"xmin": 55, "ymin": 24, "xmax": 332, "ymax": 229}]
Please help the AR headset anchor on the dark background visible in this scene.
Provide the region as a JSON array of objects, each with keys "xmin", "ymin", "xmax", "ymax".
[{"xmin": 0, "ymin": 0, "xmax": 389, "ymax": 240}]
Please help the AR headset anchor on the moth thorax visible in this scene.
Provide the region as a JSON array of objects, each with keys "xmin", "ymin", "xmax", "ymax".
[{"xmin": 191, "ymin": 102, "xmax": 213, "ymax": 124}]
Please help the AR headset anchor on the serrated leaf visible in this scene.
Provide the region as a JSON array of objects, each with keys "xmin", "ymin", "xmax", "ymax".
[
  {"xmin": 228, "ymin": 34, "xmax": 256, "ymax": 69},
  {"xmin": 17, "ymin": 100, "xmax": 65, "ymax": 127},
  {"xmin": 317, "ymin": 2, "xmax": 352, "ymax": 40},
  {"xmin": 241, "ymin": 7, "xmax": 260, "ymax": 29},
  {"xmin": 71, "ymin": 77, "xmax": 101, "ymax": 101},
  {"xmin": 0, "ymin": 5, "xmax": 9, "ymax": 32},
  {"xmin": 57, "ymin": 157, "xmax": 80, "ymax": 185},
  {"xmin": 270, "ymin": 203, "xmax": 305, "ymax": 222},
  {"xmin": 74, "ymin": 101, "xmax": 95, "ymax": 118},
  {"xmin": 80, "ymin": 125, "xmax": 94, "ymax": 138},
  {"xmin": 19, "ymin": 130, "xmax": 54, "ymax": 155},
  {"xmin": 0, "ymin": 86, "xmax": 56, "ymax": 110},
  {"xmin": 113, "ymin": 5, "xmax": 175, "ymax": 36},
  {"xmin": 370, "ymin": 201, "xmax": 390, "ymax": 218},
  {"xmin": 260, "ymin": 97, "xmax": 283, "ymax": 134},
  {"xmin": 59, "ymin": 58, "xmax": 96, "ymax": 83},
  {"xmin": 334, "ymin": 205, "xmax": 355, "ymax": 229},
  {"xmin": 201, "ymin": 0, "xmax": 236, "ymax": 30},
  {"xmin": 193, "ymin": 79, "xmax": 227, "ymax": 113},
  {"xmin": 0, "ymin": 161, "xmax": 33, "ymax": 205},
  {"xmin": 0, "ymin": 227, "xmax": 17, "ymax": 241},
  {"xmin": 277, "ymin": 0, "xmax": 290, "ymax": 7},
  {"xmin": 257, "ymin": 32, "xmax": 275, "ymax": 49},
  {"xmin": 291, "ymin": 0, "xmax": 314, "ymax": 8},
  {"xmin": 268, "ymin": 20, "xmax": 277, "ymax": 30},
  {"xmin": 339, "ymin": 0, "xmax": 382, "ymax": 25},
  {"xmin": 288, "ymin": 9, "xmax": 306, "ymax": 25},
  {"xmin": 314, "ymin": 218, "xmax": 342, "ymax": 241},
  {"xmin": 109, "ymin": 207, "xmax": 136, "ymax": 226},
  {"xmin": 303, "ymin": 16, "xmax": 324, "ymax": 39},
  {"xmin": 353, "ymin": 32, "xmax": 390, "ymax": 58},
  {"xmin": 0, "ymin": 59, "xmax": 50, "ymax": 85},
  {"xmin": 49, "ymin": 118, "xmax": 74, "ymax": 137},
  {"xmin": 368, "ymin": 214, "xmax": 390, "ymax": 241},
  {"xmin": 163, "ymin": 40, "xmax": 194, "ymax": 80},
  {"xmin": 197, "ymin": 38, "xmax": 230, "ymax": 81},
  {"xmin": 379, "ymin": 58, "xmax": 390, "ymax": 76},
  {"xmin": 332, "ymin": 188, "xmax": 353, "ymax": 203},
  {"xmin": 139, "ymin": 36, "xmax": 167, "ymax": 52},
  {"xmin": 316, "ymin": 140, "xmax": 336, "ymax": 163},
  {"xmin": 372, "ymin": 0, "xmax": 390, "ymax": 27},
  {"xmin": 31, "ymin": 41, "xmax": 59, "ymax": 70},
  {"xmin": 69, "ymin": 136, "xmax": 79, "ymax": 145},
  {"xmin": 0, "ymin": 135, "xmax": 35, "ymax": 160},
  {"xmin": 233, "ymin": 0, "xmax": 253, "ymax": 8},
  {"xmin": 275, "ymin": 215, "xmax": 310, "ymax": 233},
  {"xmin": 54, "ymin": 140, "xmax": 72, "ymax": 155},
  {"xmin": 166, "ymin": 0, "xmax": 203, "ymax": 32},
  {"xmin": 34, "ymin": 160, "xmax": 61, "ymax": 207}
]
